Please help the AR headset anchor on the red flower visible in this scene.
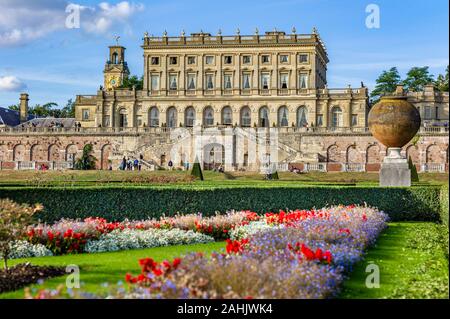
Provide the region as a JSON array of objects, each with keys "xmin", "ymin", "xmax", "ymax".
[{"xmin": 172, "ymin": 258, "xmax": 182, "ymax": 268}]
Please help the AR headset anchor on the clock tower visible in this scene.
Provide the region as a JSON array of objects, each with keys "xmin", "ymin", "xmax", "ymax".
[{"xmin": 104, "ymin": 45, "xmax": 130, "ymax": 90}]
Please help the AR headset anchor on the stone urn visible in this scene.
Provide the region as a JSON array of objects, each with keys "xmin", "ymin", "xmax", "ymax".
[{"xmin": 368, "ymin": 95, "xmax": 421, "ymax": 186}]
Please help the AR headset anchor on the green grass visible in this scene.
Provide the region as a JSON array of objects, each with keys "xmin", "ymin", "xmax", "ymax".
[
  {"xmin": 0, "ymin": 241, "xmax": 224, "ymax": 299},
  {"xmin": 0, "ymin": 170, "xmax": 447, "ymax": 187},
  {"xmin": 340, "ymin": 222, "xmax": 449, "ymax": 299}
]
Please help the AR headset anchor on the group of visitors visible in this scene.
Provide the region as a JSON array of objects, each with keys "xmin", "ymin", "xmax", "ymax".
[{"xmin": 120, "ymin": 155, "xmax": 143, "ymax": 171}]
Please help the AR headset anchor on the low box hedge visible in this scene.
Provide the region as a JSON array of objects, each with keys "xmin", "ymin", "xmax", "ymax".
[{"xmin": 0, "ymin": 185, "xmax": 443, "ymax": 223}]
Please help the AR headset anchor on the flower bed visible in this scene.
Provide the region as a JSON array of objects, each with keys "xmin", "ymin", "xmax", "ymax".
[
  {"xmin": 27, "ymin": 205, "xmax": 389, "ymax": 299},
  {"xmin": 84, "ymin": 228, "xmax": 214, "ymax": 253},
  {"xmin": 18, "ymin": 211, "xmax": 256, "ymax": 256}
]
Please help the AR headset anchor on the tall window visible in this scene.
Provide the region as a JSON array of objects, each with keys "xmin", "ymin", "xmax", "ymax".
[
  {"xmin": 261, "ymin": 73, "xmax": 270, "ymax": 90},
  {"xmin": 185, "ymin": 107, "xmax": 196, "ymax": 127},
  {"xmin": 425, "ymin": 106, "xmax": 432, "ymax": 119},
  {"xmin": 278, "ymin": 106, "xmax": 289, "ymax": 127},
  {"xmin": 149, "ymin": 107, "xmax": 159, "ymax": 127},
  {"xmin": 351, "ymin": 114, "xmax": 358, "ymax": 126},
  {"xmin": 187, "ymin": 74, "xmax": 196, "ymax": 90},
  {"xmin": 203, "ymin": 107, "xmax": 214, "ymax": 126},
  {"xmin": 206, "ymin": 74, "xmax": 214, "ymax": 90},
  {"xmin": 205, "ymin": 56, "xmax": 214, "ymax": 65},
  {"xmin": 224, "ymin": 74, "xmax": 233, "ymax": 89},
  {"xmin": 103, "ymin": 115, "xmax": 110, "ymax": 127},
  {"xmin": 222, "ymin": 106, "xmax": 232, "ymax": 125},
  {"xmin": 297, "ymin": 106, "xmax": 308, "ymax": 127},
  {"xmin": 317, "ymin": 114, "xmax": 323, "ymax": 127},
  {"xmin": 242, "ymin": 73, "xmax": 251, "ymax": 89},
  {"xmin": 331, "ymin": 107, "xmax": 343, "ymax": 128},
  {"xmin": 299, "ymin": 73, "xmax": 308, "ymax": 89},
  {"xmin": 151, "ymin": 74, "xmax": 160, "ymax": 90},
  {"xmin": 82, "ymin": 109, "xmax": 90, "ymax": 120},
  {"xmin": 280, "ymin": 73, "xmax": 289, "ymax": 89},
  {"xmin": 167, "ymin": 107, "xmax": 177, "ymax": 128},
  {"xmin": 243, "ymin": 55, "xmax": 251, "ymax": 64},
  {"xmin": 259, "ymin": 106, "xmax": 269, "ymax": 127},
  {"xmin": 169, "ymin": 74, "xmax": 178, "ymax": 90},
  {"xmin": 240, "ymin": 106, "xmax": 251, "ymax": 127}
]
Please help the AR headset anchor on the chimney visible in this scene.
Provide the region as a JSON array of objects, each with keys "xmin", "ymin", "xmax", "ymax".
[
  {"xmin": 19, "ymin": 93, "xmax": 29, "ymax": 123},
  {"xmin": 394, "ymin": 84, "xmax": 405, "ymax": 96}
]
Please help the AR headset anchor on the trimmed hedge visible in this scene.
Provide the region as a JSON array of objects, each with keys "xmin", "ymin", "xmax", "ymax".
[
  {"xmin": 440, "ymin": 185, "xmax": 449, "ymax": 226},
  {"xmin": 0, "ymin": 185, "xmax": 442, "ymax": 223}
]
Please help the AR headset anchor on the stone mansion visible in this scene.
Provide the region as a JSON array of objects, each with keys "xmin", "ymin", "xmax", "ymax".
[{"xmin": 0, "ymin": 29, "xmax": 448, "ymax": 172}]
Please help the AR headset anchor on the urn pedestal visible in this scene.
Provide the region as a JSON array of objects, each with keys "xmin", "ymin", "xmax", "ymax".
[
  {"xmin": 379, "ymin": 148, "xmax": 410, "ymax": 187},
  {"xmin": 368, "ymin": 96, "xmax": 421, "ymax": 187}
]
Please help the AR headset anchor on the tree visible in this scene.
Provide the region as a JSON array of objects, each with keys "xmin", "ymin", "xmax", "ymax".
[
  {"xmin": 403, "ymin": 66, "xmax": 434, "ymax": 92},
  {"xmin": 408, "ymin": 156, "xmax": 419, "ymax": 183},
  {"xmin": 7, "ymin": 105, "xmax": 19, "ymax": 111},
  {"xmin": 75, "ymin": 144, "xmax": 97, "ymax": 170},
  {"xmin": 120, "ymin": 75, "xmax": 144, "ymax": 90},
  {"xmin": 29, "ymin": 102, "xmax": 58, "ymax": 117},
  {"xmin": 0, "ymin": 199, "xmax": 42, "ymax": 270},
  {"xmin": 435, "ymin": 66, "xmax": 449, "ymax": 92},
  {"xmin": 60, "ymin": 99, "xmax": 76, "ymax": 118},
  {"xmin": 370, "ymin": 67, "xmax": 401, "ymax": 103},
  {"xmin": 191, "ymin": 157, "xmax": 204, "ymax": 181}
]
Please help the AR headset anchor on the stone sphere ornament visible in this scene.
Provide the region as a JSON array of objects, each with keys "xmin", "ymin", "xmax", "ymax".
[{"xmin": 368, "ymin": 95, "xmax": 421, "ymax": 149}]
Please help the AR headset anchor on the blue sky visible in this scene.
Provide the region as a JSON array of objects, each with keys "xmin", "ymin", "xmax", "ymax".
[{"xmin": 0, "ymin": 0, "xmax": 448, "ymax": 108}]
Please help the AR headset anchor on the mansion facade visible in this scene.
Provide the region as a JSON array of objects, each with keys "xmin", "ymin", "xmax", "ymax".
[
  {"xmin": 76, "ymin": 29, "xmax": 369, "ymax": 130},
  {"xmin": 0, "ymin": 29, "xmax": 448, "ymax": 172}
]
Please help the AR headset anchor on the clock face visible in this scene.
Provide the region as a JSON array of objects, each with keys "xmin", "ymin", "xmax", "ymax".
[{"xmin": 110, "ymin": 79, "xmax": 116, "ymax": 85}]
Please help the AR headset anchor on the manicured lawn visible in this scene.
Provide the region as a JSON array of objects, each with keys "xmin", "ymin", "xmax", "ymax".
[
  {"xmin": 0, "ymin": 241, "xmax": 225, "ymax": 299},
  {"xmin": 0, "ymin": 170, "xmax": 447, "ymax": 186},
  {"xmin": 340, "ymin": 222, "xmax": 449, "ymax": 299}
]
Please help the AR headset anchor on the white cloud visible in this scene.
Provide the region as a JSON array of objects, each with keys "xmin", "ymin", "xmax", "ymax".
[
  {"xmin": 81, "ymin": 2, "xmax": 144, "ymax": 34},
  {"xmin": 0, "ymin": 76, "xmax": 27, "ymax": 92},
  {"xmin": 0, "ymin": 0, "xmax": 144, "ymax": 46}
]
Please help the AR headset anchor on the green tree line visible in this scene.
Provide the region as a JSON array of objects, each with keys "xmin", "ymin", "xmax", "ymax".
[{"xmin": 7, "ymin": 99, "xmax": 75, "ymax": 118}]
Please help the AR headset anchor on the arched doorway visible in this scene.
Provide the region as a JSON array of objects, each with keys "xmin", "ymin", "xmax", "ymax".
[{"xmin": 203, "ymin": 143, "xmax": 225, "ymax": 170}]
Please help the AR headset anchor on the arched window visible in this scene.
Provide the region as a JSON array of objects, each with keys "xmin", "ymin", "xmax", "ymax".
[
  {"xmin": 331, "ymin": 106, "xmax": 343, "ymax": 128},
  {"xmin": 222, "ymin": 106, "xmax": 232, "ymax": 125},
  {"xmin": 240, "ymin": 106, "xmax": 251, "ymax": 127},
  {"xmin": 112, "ymin": 52, "xmax": 119, "ymax": 64},
  {"xmin": 259, "ymin": 106, "xmax": 269, "ymax": 127},
  {"xmin": 278, "ymin": 106, "xmax": 289, "ymax": 127},
  {"xmin": 297, "ymin": 106, "xmax": 308, "ymax": 127},
  {"xmin": 167, "ymin": 107, "xmax": 177, "ymax": 128},
  {"xmin": 149, "ymin": 107, "xmax": 159, "ymax": 127},
  {"xmin": 203, "ymin": 107, "xmax": 214, "ymax": 126},
  {"xmin": 185, "ymin": 107, "xmax": 196, "ymax": 127}
]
